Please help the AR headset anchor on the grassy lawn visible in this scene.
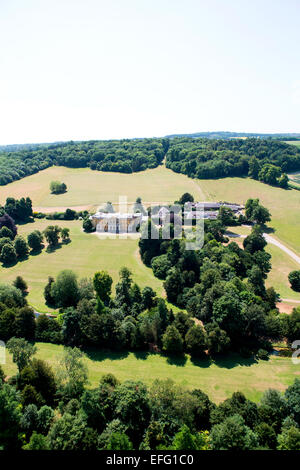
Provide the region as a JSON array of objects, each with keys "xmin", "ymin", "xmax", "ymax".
[
  {"xmin": 0, "ymin": 219, "xmax": 163, "ymax": 312},
  {"xmin": 1, "ymin": 342, "xmax": 298, "ymax": 403},
  {"xmin": 266, "ymin": 244, "xmax": 300, "ymax": 301},
  {"xmin": 199, "ymin": 177, "xmax": 300, "ymax": 255},
  {"xmin": 0, "ymin": 165, "xmax": 205, "ymax": 211}
]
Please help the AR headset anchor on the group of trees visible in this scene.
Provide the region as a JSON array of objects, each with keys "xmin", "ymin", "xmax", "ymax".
[
  {"xmin": 0, "ymin": 138, "xmax": 169, "ymax": 185},
  {"xmin": 137, "ymin": 197, "xmax": 300, "ymax": 356},
  {"xmin": 0, "ymin": 197, "xmax": 33, "ymax": 223},
  {"xmin": 166, "ymin": 138, "xmax": 300, "ymax": 187},
  {"xmin": 1, "ymin": 342, "xmax": 300, "ymax": 450},
  {"xmin": 50, "ymin": 181, "xmax": 67, "ymax": 194},
  {"xmin": 0, "ymin": 225, "xmax": 70, "ymax": 265}
]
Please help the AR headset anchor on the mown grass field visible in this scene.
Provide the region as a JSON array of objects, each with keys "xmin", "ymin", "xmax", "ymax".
[
  {"xmin": 266, "ymin": 244, "xmax": 300, "ymax": 301},
  {"xmin": 1, "ymin": 342, "xmax": 298, "ymax": 403},
  {"xmin": 283, "ymin": 141, "xmax": 300, "ymax": 147},
  {"xmin": 0, "ymin": 165, "xmax": 204, "ymax": 211},
  {"xmin": 200, "ymin": 177, "xmax": 300, "ymax": 255},
  {"xmin": 0, "ymin": 219, "xmax": 163, "ymax": 312}
]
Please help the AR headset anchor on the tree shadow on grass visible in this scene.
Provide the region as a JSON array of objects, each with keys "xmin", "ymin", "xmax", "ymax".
[
  {"xmin": 45, "ymin": 243, "xmax": 63, "ymax": 253},
  {"xmin": 166, "ymin": 353, "xmax": 188, "ymax": 367},
  {"xmin": 190, "ymin": 355, "xmax": 212, "ymax": 368},
  {"xmin": 30, "ymin": 246, "xmax": 44, "ymax": 256},
  {"xmin": 2, "ymin": 259, "xmax": 18, "ymax": 268},
  {"xmin": 263, "ymin": 225, "xmax": 276, "ymax": 234},
  {"xmin": 133, "ymin": 350, "xmax": 150, "ymax": 361},
  {"xmin": 84, "ymin": 347, "xmax": 129, "ymax": 363},
  {"xmin": 213, "ymin": 353, "xmax": 258, "ymax": 369},
  {"xmin": 17, "ymin": 217, "xmax": 35, "ymax": 226}
]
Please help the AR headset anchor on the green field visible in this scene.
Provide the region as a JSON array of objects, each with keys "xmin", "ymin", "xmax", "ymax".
[
  {"xmin": 0, "ymin": 219, "xmax": 163, "ymax": 312},
  {"xmin": 1, "ymin": 342, "xmax": 297, "ymax": 403},
  {"xmin": 200, "ymin": 176, "xmax": 300, "ymax": 255},
  {"xmin": 0, "ymin": 165, "xmax": 204, "ymax": 211},
  {"xmin": 266, "ymin": 244, "xmax": 300, "ymax": 301},
  {"xmin": 288, "ymin": 171, "xmax": 300, "ymax": 185},
  {"xmin": 283, "ymin": 141, "xmax": 300, "ymax": 147}
]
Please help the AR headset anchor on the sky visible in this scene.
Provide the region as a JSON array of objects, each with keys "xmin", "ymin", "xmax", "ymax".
[{"xmin": 0, "ymin": 0, "xmax": 299, "ymax": 144}]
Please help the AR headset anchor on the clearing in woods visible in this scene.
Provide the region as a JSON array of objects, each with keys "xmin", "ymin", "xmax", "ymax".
[{"xmin": 1, "ymin": 342, "xmax": 298, "ymax": 404}]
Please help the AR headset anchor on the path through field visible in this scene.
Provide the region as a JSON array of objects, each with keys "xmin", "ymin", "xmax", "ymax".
[{"xmin": 264, "ymin": 234, "xmax": 300, "ymax": 265}]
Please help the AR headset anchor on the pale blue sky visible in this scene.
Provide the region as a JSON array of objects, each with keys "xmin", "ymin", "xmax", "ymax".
[{"xmin": 0, "ymin": 0, "xmax": 299, "ymax": 144}]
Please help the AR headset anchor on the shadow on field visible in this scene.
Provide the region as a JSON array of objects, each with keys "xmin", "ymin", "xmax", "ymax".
[
  {"xmin": 46, "ymin": 243, "xmax": 63, "ymax": 253},
  {"xmin": 213, "ymin": 353, "xmax": 257, "ymax": 369},
  {"xmin": 166, "ymin": 354, "xmax": 188, "ymax": 367},
  {"xmin": 133, "ymin": 351, "xmax": 150, "ymax": 360},
  {"xmin": 84, "ymin": 348, "xmax": 129, "ymax": 362},
  {"xmin": 263, "ymin": 225, "xmax": 276, "ymax": 234}
]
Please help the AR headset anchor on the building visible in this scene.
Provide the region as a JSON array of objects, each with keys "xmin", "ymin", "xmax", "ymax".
[{"xmin": 90, "ymin": 212, "xmax": 145, "ymax": 233}]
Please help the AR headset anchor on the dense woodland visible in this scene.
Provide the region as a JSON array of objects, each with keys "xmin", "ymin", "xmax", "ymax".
[
  {"xmin": 0, "ymin": 138, "xmax": 167, "ymax": 185},
  {"xmin": 165, "ymin": 138, "xmax": 300, "ymax": 186},
  {"xmin": 1, "ymin": 136, "xmax": 300, "ymax": 188}
]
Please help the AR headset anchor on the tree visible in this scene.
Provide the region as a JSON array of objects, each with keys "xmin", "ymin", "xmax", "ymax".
[
  {"xmin": 15, "ymin": 306, "xmax": 36, "ymax": 340},
  {"xmin": 14, "ymin": 235, "xmax": 29, "ymax": 258},
  {"xmin": 0, "ymin": 384, "xmax": 22, "ymax": 449},
  {"xmin": 162, "ymin": 325, "xmax": 183, "ymax": 354},
  {"xmin": 258, "ymin": 164, "xmax": 281, "ymax": 186},
  {"xmin": 178, "ymin": 193, "xmax": 194, "ymax": 205},
  {"xmin": 141, "ymin": 286, "xmax": 156, "ymax": 310},
  {"xmin": 0, "ymin": 213, "xmax": 17, "ymax": 238},
  {"xmin": 245, "ymin": 199, "xmax": 271, "ymax": 225},
  {"xmin": 47, "ymin": 413, "xmax": 98, "ymax": 450},
  {"xmin": 23, "ymin": 431, "xmax": 49, "ymax": 450},
  {"xmin": 0, "ymin": 226, "xmax": 14, "ymax": 240},
  {"xmin": 27, "ymin": 230, "xmax": 44, "ymax": 251},
  {"xmin": 13, "ymin": 276, "xmax": 28, "ymax": 296},
  {"xmin": 6, "ymin": 337, "xmax": 36, "ymax": 372},
  {"xmin": 248, "ymin": 157, "xmax": 260, "ymax": 180},
  {"xmin": 0, "ymin": 283, "xmax": 25, "ymax": 307},
  {"xmin": 210, "ymin": 414, "xmax": 258, "ymax": 450},
  {"xmin": 82, "ymin": 217, "xmax": 95, "ymax": 233},
  {"xmin": 50, "ymin": 181, "xmax": 67, "ymax": 194},
  {"xmin": 285, "ymin": 379, "xmax": 300, "ymax": 425},
  {"xmin": 243, "ymin": 225, "xmax": 267, "ymax": 254},
  {"xmin": 51, "ymin": 269, "xmax": 79, "ymax": 307},
  {"xmin": 185, "ymin": 325, "xmax": 207, "ymax": 357},
  {"xmin": 278, "ymin": 173, "xmax": 289, "ymax": 189},
  {"xmin": 206, "ymin": 323, "xmax": 230, "ymax": 355},
  {"xmin": 255, "ymin": 422, "xmax": 277, "ymax": 449},
  {"xmin": 93, "ymin": 270, "xmax": 113, "ymax": 304},
  {"xmin": 171, "ymin": 425, "xmax": 210, "ymax": 450},
  {"xmin": 0, "ymin": 243, "xmax": 17, "ymax": 264},
  {"xmin": 288, "ymin": 270, "xmax": 300, "ymax": 292},
  {"xmin": 282, "ymin": 307, "xmax": 300, "ymax": 344},
  {"xmin": 151, "ymin": 254, "xmax": 172, "ymax": 279},
  {"xmin": 61, "ymin": 227, "xmax": 70, "ymax": 242},
  {"xmin": 105, "ymin": 432, "xmax": 133, "ymax": 450},
  {"xmin": 19, "ymin": 358, "xmax": 57, "ymax": 406},
  {"xmin": 277, "ymin": 426, "xmax": 300, "ymax": 450},
  {"xmin": 62, "ymin": 308, "xmax": 83, "ymax": 346},
  {"xmin": 113, "ymin": 380, "xmax": 151, "ymax": 446},
  {"xmin": 56, "ymin": 347, "xmax": 88, "ymax": 401},
  {"xmin": 43, "ymin": 225, "xmax": 61, "ymax": 247},
  {"xmin": 163, "ymin": 268, "xmax": 184, "ymax": 304},
  {"xmin": 44, "ymin": 276, "xmax": 55, "ymax": 306}
]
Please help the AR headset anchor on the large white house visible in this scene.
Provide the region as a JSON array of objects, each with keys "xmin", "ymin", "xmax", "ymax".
[{"xmin": 90, "ymin": 211, "xmax": 146, "ymax": 233}]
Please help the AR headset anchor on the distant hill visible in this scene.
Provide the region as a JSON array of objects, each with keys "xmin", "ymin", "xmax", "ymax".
[{"xmin": 165, "ymin": 131, "xmax": 300, "ymax": 140}]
